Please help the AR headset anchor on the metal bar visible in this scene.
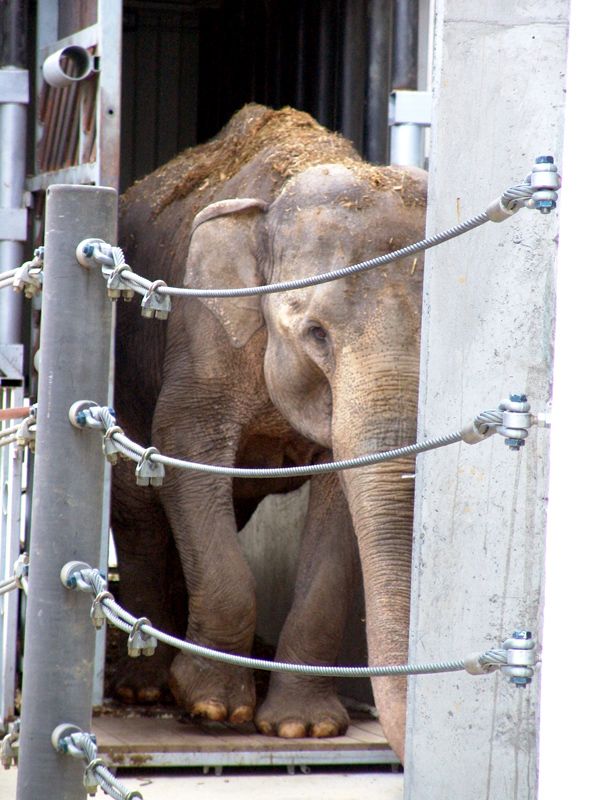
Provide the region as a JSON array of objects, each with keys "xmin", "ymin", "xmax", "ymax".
[
  {"xmin": 365, "ymin": 0, "xmax": 393, "ymax": 163},
  {"xmin": 97, "ymin": 0, "xmax": 122, "ymax": 189},
  {"xmin": 316, "ymin": 0, "xmax": 336, "ymax": 128},
  {"xmin": 25, "ymin": 163, "xmax": 98, "ymax": 192},
  {"xmin": 39, "ymin": 23, "xmax": 99, "ymax": 61},
  {"xmin": 0, "ymin": 67, "xmax": 28, "ymax": 345},
  {"xmin": 392, "ymin": 0, "xmax": 419, "ymax": 89},
  {"xmin": 0, "ymin": 346, "xmax": 24, "ymax": 728},
  {"xmin": 92, "ymin": 0, "xmax": 123, "ymax": 705},
  {"xmin": 16, "ymin": 184, "xmax": 116, "ymax": 800},
  {"xmin": 340, "ymin": 0, "xmax": 366, "ymax": 153},
  {"xmin": 0, "ymin": 346, "xmax": 25, "ymax": 382},
  {"xmin": 0, "ymin": 69, "xmax": 28, "ymax": 103},
  {"xmin": 99, "ymin": 748, "xmax": 400, "ymax": 769},
  {"xmin": 0, "ymin": 0, "xmax": 28, "ymax": 69},
  {"xmin": 388, "ymin": 89, "xmax": 431, "ymax": 167}
]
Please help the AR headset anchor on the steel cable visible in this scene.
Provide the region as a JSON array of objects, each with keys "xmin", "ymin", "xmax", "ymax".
[
  {"xmin": 103, "ymin": 422, "xmax": 464, "ymax": 479},
  {"xmin": 61, "ymin": 731, "xmax": 142, "ymax": 799},
  {"xmin": 110, "ymin": 211, "xmax": 491, "ymax": 300},
  {"xmin": 78, "ymin": 568, "xmax": 501, "ymax": 678}
]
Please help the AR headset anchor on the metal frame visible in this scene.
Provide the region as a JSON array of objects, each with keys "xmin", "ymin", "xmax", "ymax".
[
  {"xmin": 0, "ymin": 344, "xmax": 25, "ymax": 730},
  {"xmin": 101, "ymin": 747, "xmax": 400, "ymax": 770},
  {"xmin": 27, "ymin": 0, "xmax": 122, "ymax": 193}
]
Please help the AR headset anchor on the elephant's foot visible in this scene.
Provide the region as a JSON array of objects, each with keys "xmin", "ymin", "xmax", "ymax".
[
  {"xmin": 111, "ymin": 645, "xmax": 174, "ymax": 705},
  {"xmin": 169, "ymin": 651, "xmax": 255, "ymax": 724},
  {"xmin": 255, "ymin": 678, "xmax": 349, "ymax": 738}
]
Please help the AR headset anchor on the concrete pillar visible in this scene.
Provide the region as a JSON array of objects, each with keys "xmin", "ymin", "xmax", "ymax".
[{"xmin": 405, "ymin": 3, "xmax": 569, "ymax": 798}]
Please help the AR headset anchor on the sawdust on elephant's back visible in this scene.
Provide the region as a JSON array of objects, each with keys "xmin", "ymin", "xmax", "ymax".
[{"xmin": 124, "ymin": 104, "xmax": 425, "ymax": 217}]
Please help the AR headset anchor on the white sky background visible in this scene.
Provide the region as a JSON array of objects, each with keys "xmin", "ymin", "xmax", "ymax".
[{"xmin": 538, "ymin": 2, "xmax": 600, "ymax": 797}]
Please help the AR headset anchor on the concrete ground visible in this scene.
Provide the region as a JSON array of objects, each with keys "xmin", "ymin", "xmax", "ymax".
[{"xmin": 0, "ymin": 766, "xmax": 404, "ymax": 798}]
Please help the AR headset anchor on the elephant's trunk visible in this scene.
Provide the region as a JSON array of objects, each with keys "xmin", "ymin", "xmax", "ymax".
[{"xmin": 333, "ymin": 354, "xmax": 419, "ymax": 762}]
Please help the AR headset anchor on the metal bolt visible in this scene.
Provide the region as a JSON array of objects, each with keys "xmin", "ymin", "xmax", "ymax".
[
  {"xmin": 510, "ymin": 676, "xmax": 530, "ymax": 687},
  {"xmin": 535, "ymin": 200, "xmax": 554, "ymax": 214},
  {"xmin": 535, "ymin": 155, "xmax": 554, "ymax": 164},
  {"xmin": 512, "ymin": 630, "xmax": 532, "ymax": 640},
  {"xmin": 510, "ymin": 394, "xmax": 528, "ymax": 403},
  {"xmin": 504, "ymin": 437, "xmax": 524, "ymax": 451},
  {"xmin": 82, "ymin": 244, "xmax": 95, "ymax": 258},
  {"xmin": 75, "ymin": 410, "xmax": 88, "ymax": 427}
]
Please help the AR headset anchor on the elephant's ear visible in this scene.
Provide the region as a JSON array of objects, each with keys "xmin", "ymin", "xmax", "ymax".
[{"xmin": 185, "ymin": 198, "xmax": 269, "ymax": 348}]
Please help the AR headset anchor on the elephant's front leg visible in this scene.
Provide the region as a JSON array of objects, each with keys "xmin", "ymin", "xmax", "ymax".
[
  {"xmin": 158, "ymin": 467, "xmax": 257, "ymax": 725},
  {"xmin": 256, "ymin": 471, "xmax": 356, "ymax": 738}
]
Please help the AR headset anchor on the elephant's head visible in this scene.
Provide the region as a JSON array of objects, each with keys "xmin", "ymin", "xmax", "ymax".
[{"xmin": 185, "ymin": 162, "xmax": 426, "ymax": 758}]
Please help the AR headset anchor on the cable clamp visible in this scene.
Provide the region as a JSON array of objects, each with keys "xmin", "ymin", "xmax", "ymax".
[
  {"xmin": 12, "ymin": 250, "xmax": 44, "ymax": 298},
  {"xmin": 141, "ymin": 279, "xmax": 171, "ymax": 320},
  {"xmin": 90, "ymin": 590, "xmax": 114, "ymax": 629},
  {"xmin": 83, "ymin": 757, "xmax": 104, "ymax": 795},
  {"xmin": 12, "ymin": 553, "xmax": 29, "ymax": 590},
  {"xmin": 15, "ymin": 405, "xmax": 36, "ymax": 452},
  {"xmin": 135, "ymin": 446, "xmax": 165, "ymax": 486},
  {"xmin": 103, "ymin": 425, "xmax": 125, "ymax": 464},
  {"xmin": 106, "ymin": 263, "xmax": 136, "ymax": 301},
  {"xmin": 500, "ymin": 630, "xmax": 536, "ymax": 687},
  {"xmin": 128, "ymin": 617, "xmax": 157, "ymax": 658},
  {"xmin": 1, "ymin": 719, "xmax": 20, "ymax": 769}
]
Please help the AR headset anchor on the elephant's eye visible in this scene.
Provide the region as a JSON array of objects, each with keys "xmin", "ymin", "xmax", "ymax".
[{"xmin": 309, "ymin": 325, "xmax": 329, "ymax": 343}]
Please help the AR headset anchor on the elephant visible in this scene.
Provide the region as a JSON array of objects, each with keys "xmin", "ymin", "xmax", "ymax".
[{"xmin": 111, "ymin": 104, "xmax": 426, "ymax": 762}]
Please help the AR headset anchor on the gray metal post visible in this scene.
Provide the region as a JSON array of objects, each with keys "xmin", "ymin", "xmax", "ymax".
[{"xmin": 16, "ymin": 185, "xmax": 116, "ymax": 800}]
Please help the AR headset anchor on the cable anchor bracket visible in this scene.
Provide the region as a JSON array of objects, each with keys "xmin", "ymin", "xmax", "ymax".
[
  {"xmin": 486, "ymin": 155, "xmax": 561, "ymax": 222},
  {"xmin": 60, "ymin": 561, "xmax": 95, "ymax": 593},
  {"xmin": 497, "ymin": 394, "xmax": 532, "ymax": 451},
  {"xmin": 501, "ymin": 630, "xmax": 536, "ymax": 687},
  {"xmin": 76, "ymin": 239, "xmax": 137, "ymax": 301}
]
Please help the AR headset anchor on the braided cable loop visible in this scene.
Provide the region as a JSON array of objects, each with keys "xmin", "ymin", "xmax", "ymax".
[{"xmin": 60, "ymin": 730, "xmax": 143, "ymax": 800}]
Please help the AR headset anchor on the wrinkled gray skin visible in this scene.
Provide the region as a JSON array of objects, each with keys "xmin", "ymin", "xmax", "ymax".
[{"xmin": 113, "ymin": 162, "xmax": 426, "ymax": 761}]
